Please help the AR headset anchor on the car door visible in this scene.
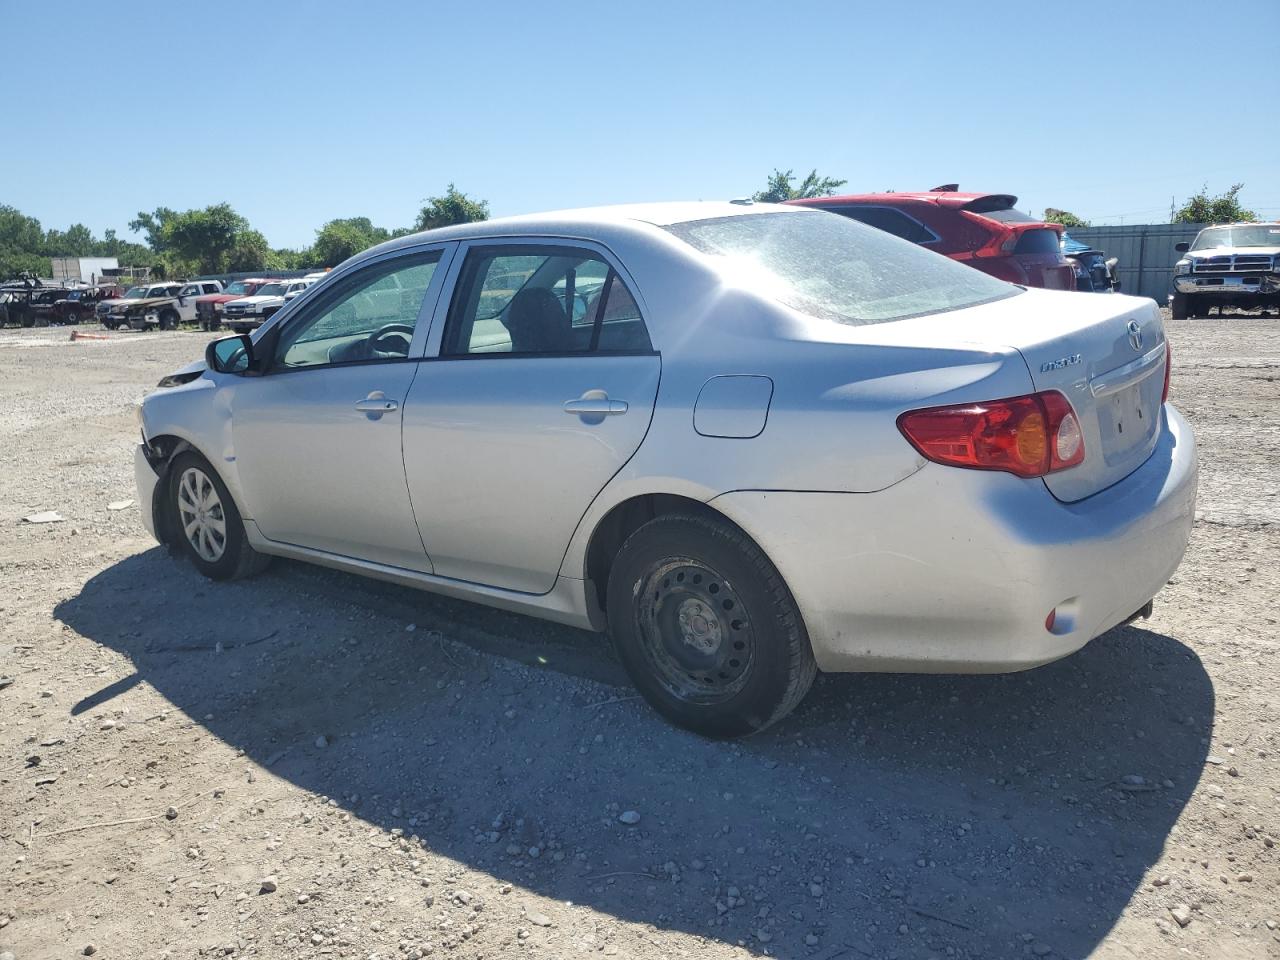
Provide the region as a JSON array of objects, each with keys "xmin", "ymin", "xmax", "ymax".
[
  {"xmin": 177, "ymin": 284, "xmax": 202, "ymax": 321},
  {"xmin": 229, "ymin": 244, "xmax": 455, "ymax": 571},
  {"xmin": 402, "ymin": 240, "xmax": 661, "ymax": 593}
]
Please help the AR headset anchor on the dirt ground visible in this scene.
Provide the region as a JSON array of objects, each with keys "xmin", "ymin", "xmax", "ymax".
[{"xmin": 0, "ymin": 312, "xmax": 1276, "ymax": 960}]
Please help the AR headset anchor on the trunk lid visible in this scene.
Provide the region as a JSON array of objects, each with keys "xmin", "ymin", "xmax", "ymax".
[
  {"xmin": 1018, "ymin": 294, "xmax": 1166, "ymax": 501},
  {"xmin": 862, "ymin": 289, "xmax": 1168, "ymax": 502}
]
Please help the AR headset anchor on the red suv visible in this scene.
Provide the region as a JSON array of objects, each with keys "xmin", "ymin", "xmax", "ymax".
[{"xmin": 786, "ymin": 187, "xmax": 1075, "ymax": 291}]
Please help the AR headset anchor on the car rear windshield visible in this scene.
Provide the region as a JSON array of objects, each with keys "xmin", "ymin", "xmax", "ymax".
[
  {"xmin": 1012, "ymin": 228, "xmax": 1063, "ymax": 256},
  {"xmin": 664, "ymin": 211, "xmax": 1017, "ymax": 325},
  {"xmin": 1192, "ymin": 225, "xmax": 1280, "ymax": 250},
  {"xmin": 977, "ymin": 208, "xmax": 1040, "ymax": 223}
]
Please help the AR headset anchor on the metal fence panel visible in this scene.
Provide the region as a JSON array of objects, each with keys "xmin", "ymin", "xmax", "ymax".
[{"xmin": 1063, "ymin": 223, "xmax": 1205, "ymax": 303}]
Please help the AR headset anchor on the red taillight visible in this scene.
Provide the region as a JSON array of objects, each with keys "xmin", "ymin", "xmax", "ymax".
[
  {"xmin": 897, "ymin": 390, "xmax": 1086, "ymax": 478},
  {"xmin": 1162, "ymin": 341, "xmax": 1172, "ymax": 403}
]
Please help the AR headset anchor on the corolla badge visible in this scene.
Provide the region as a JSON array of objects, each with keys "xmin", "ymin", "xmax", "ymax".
[
  {"xmin": 1039, "ymin": 353, "xmax": 1082, "ymax": 373},
  {"xmin": 1127, "ymin": 319, "xmax": 1144, "ymax": 351}
]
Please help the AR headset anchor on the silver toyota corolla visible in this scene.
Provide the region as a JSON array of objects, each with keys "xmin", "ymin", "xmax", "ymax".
[{"xmin": 134, "ymin": 201, "xmax": 1197, "ymax": 737}]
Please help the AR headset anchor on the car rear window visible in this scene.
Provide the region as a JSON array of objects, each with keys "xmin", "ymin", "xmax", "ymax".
[
  {"xmin": 978, "ymin": 208, "xmax": 1040, "ymax": 224},
  {"xmin": 664, "ymin": 211, "xmax": 1017, "ymax": 325},
  {"xmin": 1012, "ymin": 229, "xmax": 1063, "ymax": 255}
]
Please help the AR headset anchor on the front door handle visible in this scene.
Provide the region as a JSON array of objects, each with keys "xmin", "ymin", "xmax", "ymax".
[{"xmin": 355, "ymin": 392, "xmax": 398, "ymax": 419}]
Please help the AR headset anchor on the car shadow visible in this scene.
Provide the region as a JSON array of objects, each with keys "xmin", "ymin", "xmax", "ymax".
[{"xmin": 55, "ymin": 549, "xmax": 1213, "ymax": 958}]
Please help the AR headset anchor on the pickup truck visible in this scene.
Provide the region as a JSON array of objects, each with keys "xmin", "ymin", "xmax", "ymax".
[
  {"xmin": 102, "ymin": 280, "xmax": 224, "ymax": 330},
  {"xmin": 1173, "ymin": 222, "xmax": 1280, "ymax": 318},
  {"xmin": 54, "ymin": 284, "xmax": 125, "ymax": 324},
  {"xmin": 195, "ymin": 278, "xmax": 272, "ymax": 331},
  {"xmin": 221, "ymin": 278, "xmax": 316, "ymax": 333}
]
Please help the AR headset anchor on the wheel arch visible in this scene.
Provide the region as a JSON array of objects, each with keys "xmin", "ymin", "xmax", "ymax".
[
  {"xmin": 144, "ymin": 434, "xmax": 247, "ymax": 546},
  {"xmin": 581, "ymin": 491, "xmax": 783, "ymax": 632}
]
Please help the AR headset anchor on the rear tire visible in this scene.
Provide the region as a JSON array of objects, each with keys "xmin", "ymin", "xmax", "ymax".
[
  {"xmin": 606, "ymin": 513, "xmax": 817, "ymax": 738},
  {"xmin": 167, "ymin": 451, "xmax": 270, "ymax": 581}
]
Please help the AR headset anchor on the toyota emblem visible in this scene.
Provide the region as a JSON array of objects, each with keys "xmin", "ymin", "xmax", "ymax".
[{"xmin": 1126, "ymin": 319, "xmax": 1143, "ymax": 351}]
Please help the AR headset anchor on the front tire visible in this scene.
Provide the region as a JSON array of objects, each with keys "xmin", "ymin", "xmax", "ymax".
[
  {"xmin": 606, "ymin": 513, "xmax": 817, "ymax": 738},
  {"xmin": 1170, "ymin": 292, "xmax": 1189, "ymax": 320},
  {"xmin": 168, "ymin": 452, "xmax": 270, "ymax": 581},
  {"xmin": 158, "ymin": 309, "xmax": 179, "ymax": 331}
]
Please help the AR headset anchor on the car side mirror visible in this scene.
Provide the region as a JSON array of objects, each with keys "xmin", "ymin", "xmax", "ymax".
[
  {"xmin": 206, "ymin": 334, "xmax": 254, "ymax": 375},
  {"xmin": 1174, "ymin": 242, "xmax": 1190, "ymax": 253}
]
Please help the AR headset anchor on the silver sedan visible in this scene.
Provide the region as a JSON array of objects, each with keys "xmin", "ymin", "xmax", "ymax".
[{"xmin": 134, "ymin": 202, "xmax": 1197, "ymax": 737}]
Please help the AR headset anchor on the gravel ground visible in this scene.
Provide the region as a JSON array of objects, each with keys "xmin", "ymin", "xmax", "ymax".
[{"xmin": 0, "ymin": 313, "xmax": 1276, "ymax": 960}]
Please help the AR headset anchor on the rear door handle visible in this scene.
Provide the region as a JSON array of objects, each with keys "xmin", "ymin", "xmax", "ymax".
[{"xmin": 563, "ymin": 397, "xmax": 628, "ymax": 416}]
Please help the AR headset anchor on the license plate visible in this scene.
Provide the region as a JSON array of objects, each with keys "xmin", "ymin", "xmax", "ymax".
[{"xmin": 1110, "ymin": 383, "xmax": 1145, "ymax": 439}]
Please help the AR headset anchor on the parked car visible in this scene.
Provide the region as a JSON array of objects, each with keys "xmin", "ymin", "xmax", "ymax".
[
  {"xmin": 104, "ymin": 280, "xmax": 223, "ymax": 330},
  {"xmin": 96, "ymin": 285, "xmax": 146, "ymax": 325},
  {"xmin": 54, "ymin": 284, "xmax": 126, "ymax": 324},
  {"xmin": 0, "ymin": 278, "xmax": 70, "ymax": 327},
  {"xmin": 220, "ymin": 278, "xmax": 317, "ymax": 333},
  {"xmin": 1062, "ymin": 233, "xmax": 1120, "ymax": 293},
  {"xmin": 1172, "ymin": 222, "xmax": 1280, "ymax": 318},
  {"xmin": 786, "ymin": 186, "xmax": 1077, "ymax": 290},
  {"xmin": 27, "ymin": 286, "xmax": 76, "ymax": 325},
  {"xmin": 194, "ymin": 278, "xmax": 272, "ymax": 331},
  {"xmin": 135, "ymin": 202, "xmax": 1196, "ymax": 737}
]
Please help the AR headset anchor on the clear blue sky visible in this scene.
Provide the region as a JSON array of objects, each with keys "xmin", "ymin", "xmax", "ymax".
[{"xmin": 6, "ymin": 0, "xmax": 1278, "ymax": 249}]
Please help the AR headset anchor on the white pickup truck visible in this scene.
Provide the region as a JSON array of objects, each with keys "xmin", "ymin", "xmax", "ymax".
[
  {"xmin": 221, "ymin": 278, "xmax": 317, "ymax": 333},
  {"xmin": 102, "ymin": 280, "xmax": 224, "ymax": 330}
]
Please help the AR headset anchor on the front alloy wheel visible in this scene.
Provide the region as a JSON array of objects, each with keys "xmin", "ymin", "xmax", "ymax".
[
  {"xmin": 177, "ymin": 466, "xmax": 227, "ymax": 563},
  {"xmin": 167, "ymin": 451, "xmax": 270, "ymax": 581}
]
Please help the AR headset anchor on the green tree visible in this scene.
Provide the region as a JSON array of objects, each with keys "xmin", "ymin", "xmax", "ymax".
[
  {"xmin": 225, "ymin": 229, "xmax": 275, "ymax": 273},
  {"xmin": 413, "ymin": 184, "xmax": 489, "ymax": 232},
  {"xmin": 1043, "ymin": 208, "xmax": 1090, "ymax": 228},
  {"xmin": 162, "ymin": 203, "xmax": 250, "ymax": 274},
  {"xmin": 128, "ymin": 206, "xmax": 179, "ymax": 252},
  {"xmin": 43, "ymin": 223, "xmax": 96, "ymax": 256},
  {"xmin": 312, "ymin": 217, "xmax": 392, "ymax": 267},
  {"xmin": 0, "ymin": 205, "xmax": 51, "ymax": 277},
  {"xmin": 752, "ymin": 168, "xmax": 848, "ymax": 203},
  {"xmin": 1173, "ymin": 184, "xmax": 1257, "ymax": 224}
]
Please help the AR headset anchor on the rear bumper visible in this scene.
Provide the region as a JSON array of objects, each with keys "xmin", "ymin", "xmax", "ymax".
[{"xmin": 710, "ymin": 405, "xmax": 1197, "ymax": 674}]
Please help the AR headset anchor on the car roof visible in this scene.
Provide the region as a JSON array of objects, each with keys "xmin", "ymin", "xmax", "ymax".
[{"xmin": 356, "ymin": 200, "xmax": 806, "ymax": 260}]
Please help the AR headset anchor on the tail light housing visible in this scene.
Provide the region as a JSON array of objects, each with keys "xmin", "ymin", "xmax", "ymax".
[
  {"xmin": 1162, "ymin": 341, "xmax": 1172, "ymax": 403},
  {"xmin": 897, "ymin": 390, "xmax": 1085, "ymax": 479}
]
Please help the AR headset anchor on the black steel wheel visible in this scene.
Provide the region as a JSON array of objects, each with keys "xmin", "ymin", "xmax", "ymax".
[
  {"xmin": 607, "ymin": 512, "xmax": 816, "ymax": 738},
  {"xmin": 636, "ymin": 559, "xmax": 756, "ymax": 702}
]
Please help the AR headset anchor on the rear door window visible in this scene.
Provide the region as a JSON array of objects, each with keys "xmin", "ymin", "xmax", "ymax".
[{"xmin": 443, "ymin": 246, "xmax": 651, "ymax": 356}]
